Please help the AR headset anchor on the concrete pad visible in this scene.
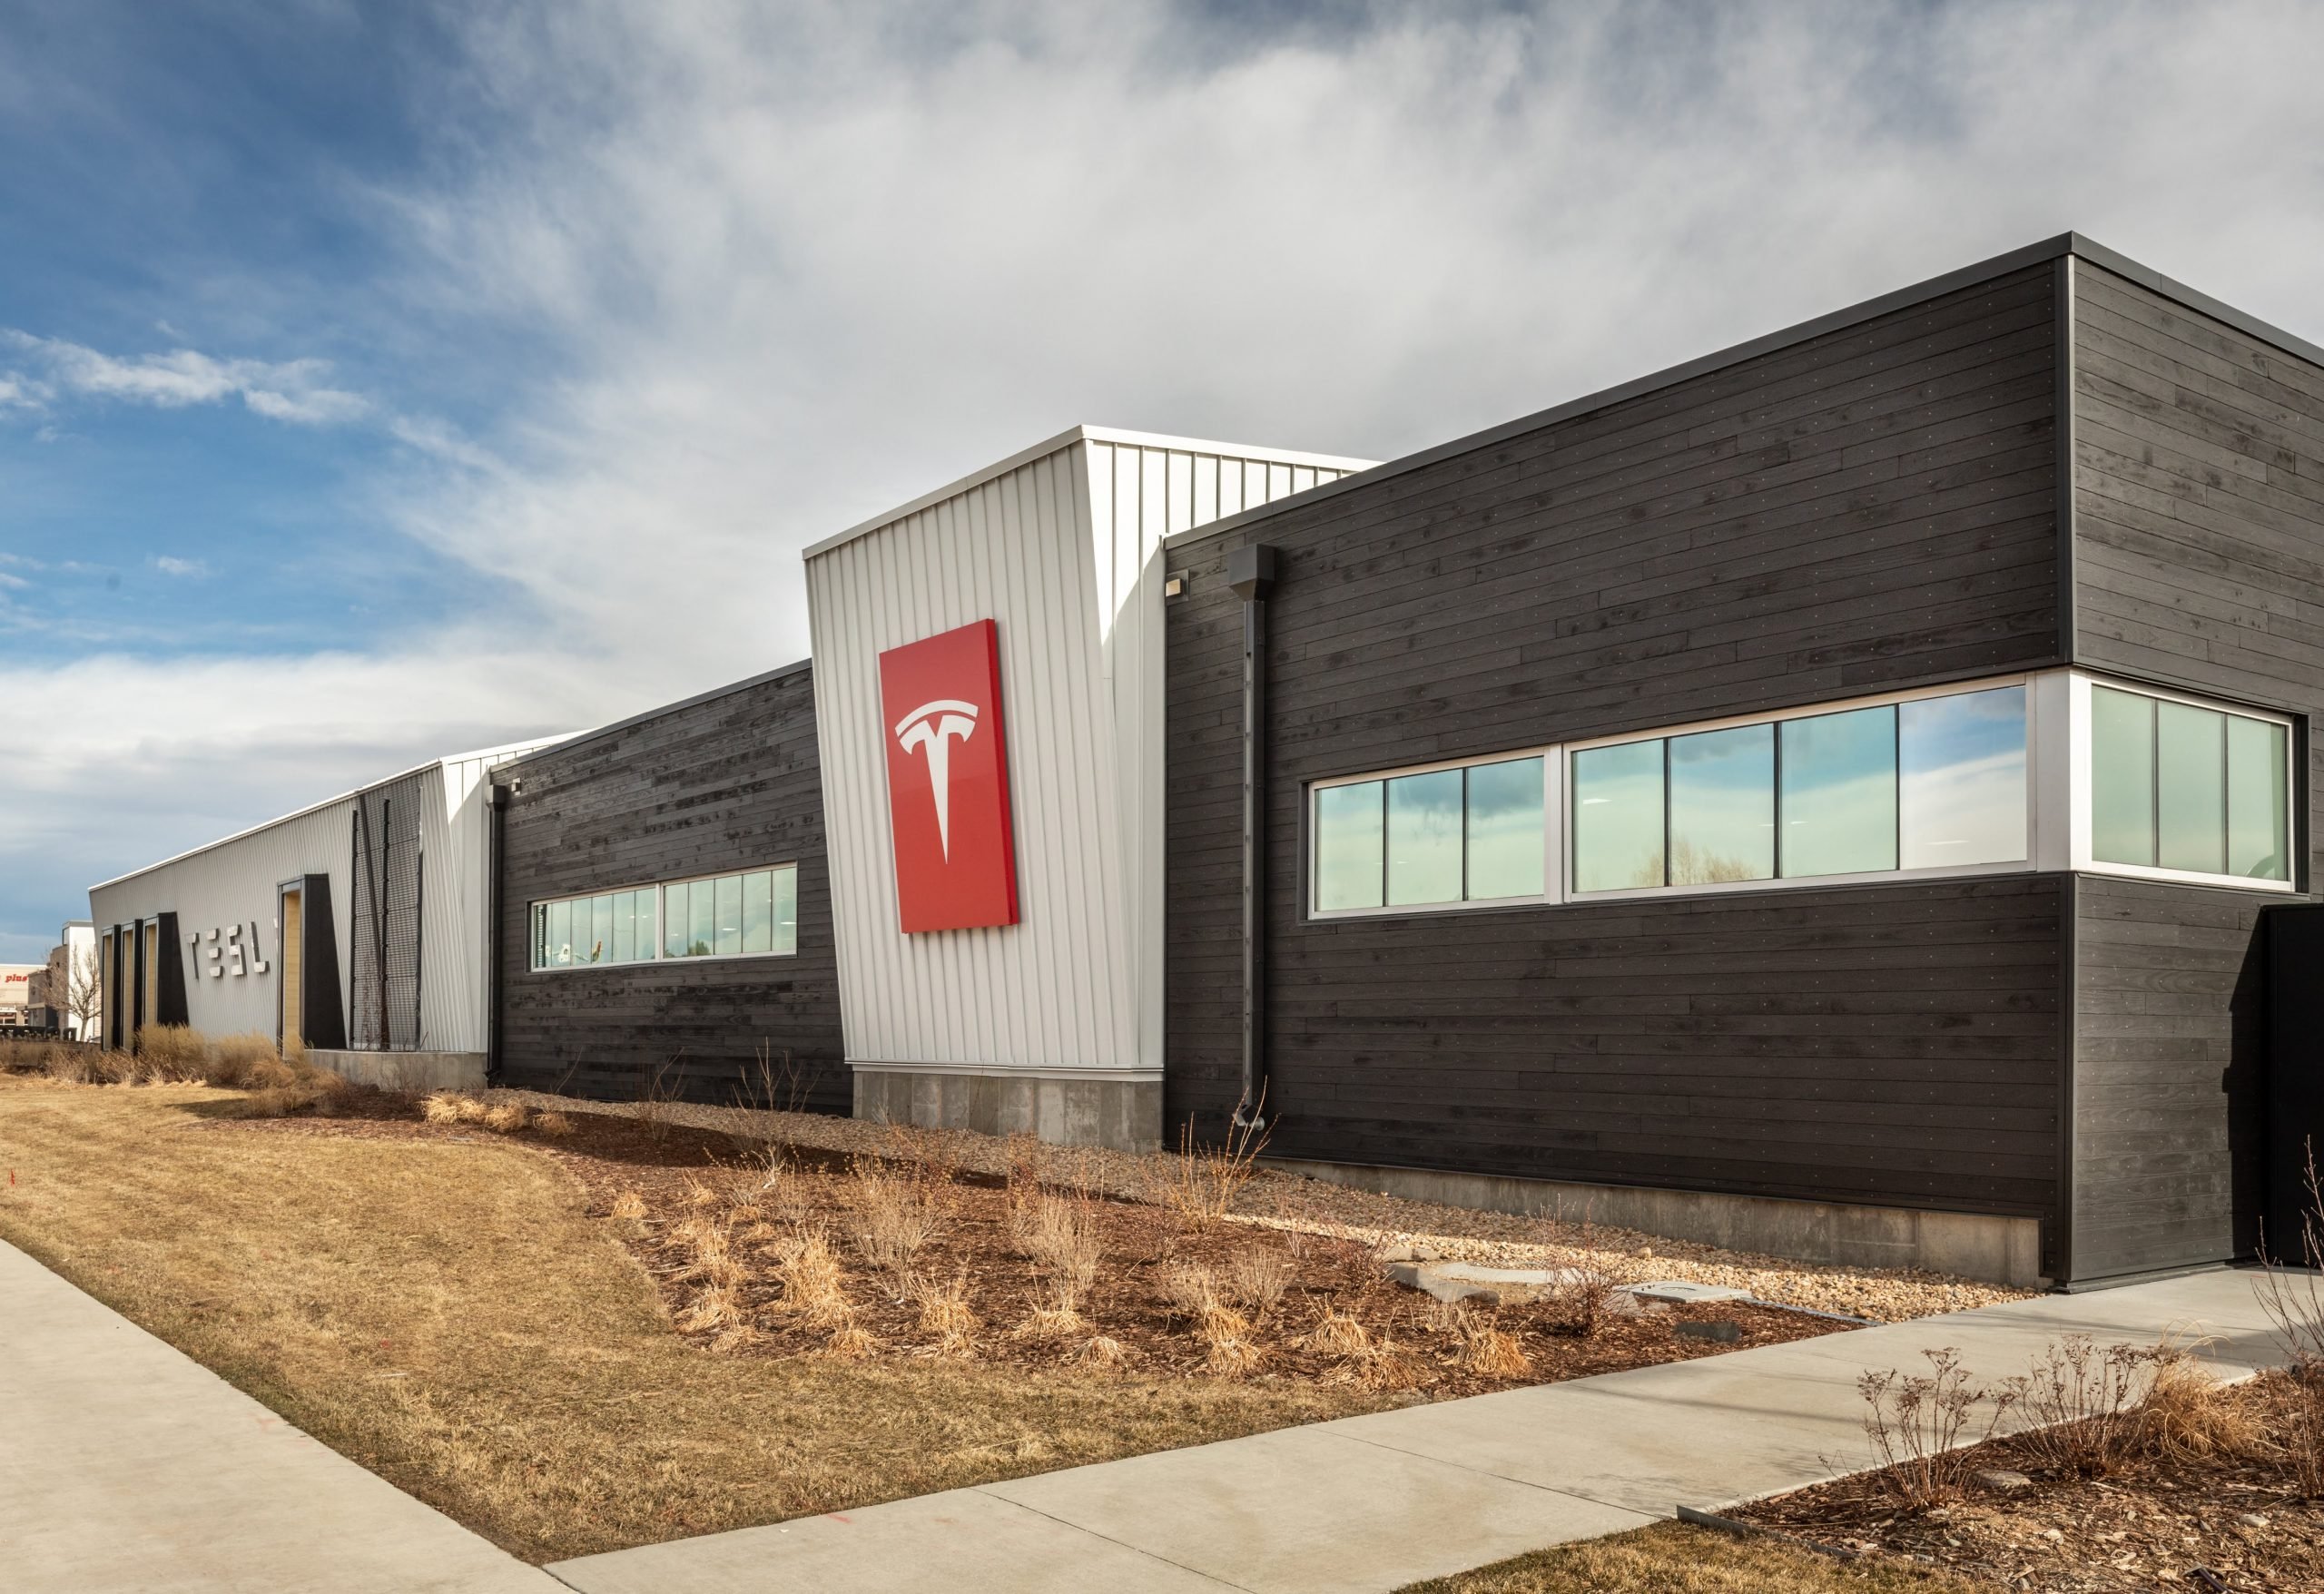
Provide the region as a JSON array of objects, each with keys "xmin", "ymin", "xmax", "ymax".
[
  {"xmin": 1621, "ymin": 1280, "xmax": 1749, "ymax": 1304},
  {"xmin": 982, "ymin": 1422, "xmax": 1654, "ymax": 1594},
  {"xmin": 548, "ymin": 1487, "xmax": 1236, "ymax": 1593},
  {"xmin": 0, "ymin": 1240, "xmax": 558, "ymax": 1594}
]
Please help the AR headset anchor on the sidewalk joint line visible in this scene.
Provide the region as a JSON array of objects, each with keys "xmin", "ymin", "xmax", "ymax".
[
  {"xmin": 1315, "ymin": 1426, "xmax": 1660, "ymax": 1523},
  {"xmin": 968, "ymin": 1485, "xmax": 1260, "ymax": 1592}
]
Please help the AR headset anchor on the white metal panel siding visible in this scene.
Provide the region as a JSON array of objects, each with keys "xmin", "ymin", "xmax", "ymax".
[
  {"xmin": 807, "ymin": 438, "xmax": 1354, "ymax": 1077},
  {"xmin": 418, "ymin": 743, "xmax": 562, "ymax": 1054},
  {"xmin": 88, "ymin": 800, "xmax": 354, "ymax": 1042}
]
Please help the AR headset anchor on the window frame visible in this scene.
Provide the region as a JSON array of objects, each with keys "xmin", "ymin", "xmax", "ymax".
[
  {"xmin": 1565, "ymin": 674, "xmax": 2043, "ymax": 903},
  {"xmin": 527, "ymin": 861, "xmax": 803, "ymax": 973},
  {"xmin": 1307, "ymin": 747, "xmax": 1559, "ymax": 920},
  {"xmin": 2067, "ymin": 672, "xmax": 2299, "ymax": 894}
]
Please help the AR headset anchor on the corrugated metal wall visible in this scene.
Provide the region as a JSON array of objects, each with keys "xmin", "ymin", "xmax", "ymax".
[
  {"xmin": 90, "ymin": 736, "xmax": 564, "ymax": 1055},
  {"xmin": 806, "ymin": 430, "xmax": 1366, "ymax": 1078},
  {"xmin": 89, "ymin": 799, "xmax": 354, "ymax": 1044}
]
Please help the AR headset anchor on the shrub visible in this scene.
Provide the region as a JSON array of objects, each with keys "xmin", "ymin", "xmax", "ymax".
[
  {"xmin": 1858, "ymin": 1347, "xmax": 2018, "ymax": 1510},
  {"xmin": 843, "ymin": 1160, "xmax": 946, "ymax": 1292},
  {"xmin": 206, "ymin": 1031, "xmax": 283, "ymax": 1089},
  {"xmin": 912, "ymin": 1269, "xmax": 978, "ymax": 1355},
  {"xmin": 532, "ymin": 1110, "xmax": 576, "ymax": 1137},
  {"xmin": 1164, "ymin": 1096, "xmax": 1269, "ymax": 1235},
  {"xmin": 135, "ymin": 1025, "xmax": 209, "ymax": 1082},
  {"xmin": 483, "ymin": 1104, "xmax": 531, "ymax": 1135},
  {"xmin": 1538, "ymin": 1263, "xmax": 1616, "ymax": 1338},
  {"xmin": 1454, "ymin": 1312, "xmax": 1534, "ymax": 1379},
  {"xmin": 1223, "ymin": 1245, "xmax": 1293, "ymax": 1321}
]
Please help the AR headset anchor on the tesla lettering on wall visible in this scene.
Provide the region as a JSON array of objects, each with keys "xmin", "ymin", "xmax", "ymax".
[{"xmin": 878, "ymin": 619, "xmax": 1020, "ymax": 933}]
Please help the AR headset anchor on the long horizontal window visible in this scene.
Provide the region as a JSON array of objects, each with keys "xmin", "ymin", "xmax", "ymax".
[
  {"xmin": 1313, "ymin": 754, "xmax": 1547, "ymax": 913},
  {"xmin": 1573, "ymin": 684, "xmax": 2027, "ymax": 896},
  {"xmin": 2091, "ymin": 684, "xmax": 2290, "ymax": 881},
  {"xmin": 530, "ymin": 864, "xmax": 796, "ymax": 970}
]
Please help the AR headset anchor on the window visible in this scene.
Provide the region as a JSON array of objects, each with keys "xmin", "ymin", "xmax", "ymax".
[
  {"xmin": 2090, "ymin": 684, "xmax": 2290, "ymax": 882},
  {"xmin": 531, "ymin": 865, "xmax": 798, "ymax": 970},
  {"xmin": 1311, "ymin": 754, "xmax": 1547, "ymax": 914},
  {"xmin": 665, "ymin": 868, "xmax": 799, "ymax": 959},
  {"xmin": 1571, "ymin": 684, "xmax": 2027, "ymax": 897}
]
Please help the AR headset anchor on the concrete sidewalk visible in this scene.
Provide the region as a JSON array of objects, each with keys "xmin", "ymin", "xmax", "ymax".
[
  {"xmin": 549, "ymin": 1270, "xmax": 2289, "ymax": 1594},
  {"xmin": 0, "ymin": 1239, "xmax": 559, "ymax": 1594}
]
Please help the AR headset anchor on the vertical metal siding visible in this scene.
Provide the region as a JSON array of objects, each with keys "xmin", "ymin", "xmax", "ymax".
[{"xmin": 807, "ymin": 436, "xmax": 1358, "ymax": 1077}]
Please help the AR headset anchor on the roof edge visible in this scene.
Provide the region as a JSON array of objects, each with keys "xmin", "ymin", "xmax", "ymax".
[
  {"xmin": 1166, "ymin": 231, "xmax": 2324, "ymax": 555},
  {"xmin": 803, "ymin": 425, "xmax": 1380, "ymax": 562},
  {"xmin": 87, "ymin": 734, "xmax": 576, "ymax": 896},
  {"xmin": 489, "ymin": 657, "xmax": 813, "ymax": 776}
]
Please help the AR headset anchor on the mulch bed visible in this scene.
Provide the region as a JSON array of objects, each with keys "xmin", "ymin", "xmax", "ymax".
[
  {"xmin": 1737, "ymin": 1375, "xmax": 2324, "ymax": 1593},
  {"xmin": 231, "ymin": 1089, "xmax": 1850, "ymax": 1396}
]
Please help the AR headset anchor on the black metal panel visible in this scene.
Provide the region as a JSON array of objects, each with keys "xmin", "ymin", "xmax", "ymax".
[
  {"xmin": 494, "ymin": 662, "xmax": 847, "ymax": 1114},
  {"xmin": 300, "ymin": 872, "xmax": 348, "ymax": 1050},
  {"xmin": 2266, "ymin": 904, "xmax": 2324, "ymax": 1254},
  {"xmin": 155, "ymin": 911, "xmax": 189, "ymax": 1028},
  {"xmin": 1167, "ymin": 265, "xmax": 2069, "ymax": 1227},
  {"xmin": 349, "ymin": 772, "xmax": 426, "ymax": 1050}
]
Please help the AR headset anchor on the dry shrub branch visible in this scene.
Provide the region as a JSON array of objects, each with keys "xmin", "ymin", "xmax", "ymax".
[{"xmin": 1858, "ymin": 1347, "xmax": 2019, "ymax": 1510}]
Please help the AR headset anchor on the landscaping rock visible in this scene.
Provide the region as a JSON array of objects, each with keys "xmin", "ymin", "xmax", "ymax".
[
  {"xmin": 1621, "ymin": 1280, "xmax": 1751, "ymax": 1305},
  {"xmin": 1373, "ymin": 1241, "xmax": 1443, "ymax": 1264},
  {"xmin": 1973, "ymin": 1469, "xmax": 2033, "ymax": 1492},
  {"xmin": 1383, "ymin": 1259, "xmax": 1591, "ymax": 1306},
  {"xmin": 1673, "ymin": 1319, "xmax": 1743, "ymax": 1343}
]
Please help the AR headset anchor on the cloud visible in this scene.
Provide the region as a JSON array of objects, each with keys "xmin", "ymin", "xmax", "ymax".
[
  {"xmin": 13, "ymin": 0, "xmax": 2324, "ymax": 945},
  {"xmin": 0, "ymin": 330, "xmax": 367, "ymax": 426},
  {"xmin": 152, "ymin": 555, "xmax": 208, "ymax": 577}
]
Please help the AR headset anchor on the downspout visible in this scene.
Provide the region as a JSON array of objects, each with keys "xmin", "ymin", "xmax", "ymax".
[
  {"xmin": 486, "ymin": 782, "xmax": 509, "ymax": 1086},
  {"xmin": 1226, "ymin": 545, "xmax": 1278, "ymax": 1134}
]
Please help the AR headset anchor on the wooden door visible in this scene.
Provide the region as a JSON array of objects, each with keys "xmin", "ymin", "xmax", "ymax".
[
  {"xmin": 280, "ymin": 890, "xmax": 304, "ymax": 1049},
  {"xmin": 142, "ymin": 922, "xmax": 158, "ymax": 1036}
]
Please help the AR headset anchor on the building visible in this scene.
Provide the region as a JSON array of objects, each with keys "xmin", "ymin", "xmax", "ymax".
[
  {"xmin": 88, "ymin": 741, "xmax": 563, "ymax": 1084},
  {"xmin": 0, "ymin": 964, "xmax": 40, "ymax": 1028},
  {"xmin": 95, "ymin": 234, "xmax": 2324, "ymax": 1290},
  {"xmin": 54, "ymin": 921, "xmax": 97, "ymax": 1040}
]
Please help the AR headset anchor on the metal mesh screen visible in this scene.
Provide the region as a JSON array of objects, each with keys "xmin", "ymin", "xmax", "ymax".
[{"xmin": 350, "ymin": 772, "xmax": 425, "ymax": 1050}]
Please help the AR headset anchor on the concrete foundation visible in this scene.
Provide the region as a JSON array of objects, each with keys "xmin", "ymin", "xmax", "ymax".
[
  {"xmin": 1265, "ymin": 1157, "xmax": 2047, "ymax": 1289},
  {"xmin": 308, "ymin": 1049, "xmax": 487, "ymax": 1094},
  {"xmin": 852, "ymin": 1067, "xmax": 1163, "ymax": 1153}
]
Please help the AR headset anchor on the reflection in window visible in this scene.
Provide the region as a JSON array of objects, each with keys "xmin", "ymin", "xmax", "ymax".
[
  {"xmin": 2093, "ymin": 684, "xmax": 2288, "ymax": 881},
  {"xmin": 1466, "ymin": 757, "xmax": 1546, "ymax": 899},
  {"xmin": 1387, "ymin": 770, "xmax": 1462, "ymax": 905},
  {"xmin": 1781, "ymin": 706, "xmax": 1897, "ymax": 878},
  {"xmin": 1573, "ymin": 740, "xmax": 1664, "ymax": 892},
  {"xmin": 2227, "ymin": 716, "xmax": 2290, "ymax": 881},
  {"xmin": 1898, "ymin": 687, "xmax": 2027, "ymax": 871},
  {"xmin": 532, "ymin": 867, "xmax": 797, "ymax": 970},
  {"xmin": 1668, "ymin": 724, "xmax": 1773, "ymax": 884},
  {"xmin": 1315, "ymin": 782, "xmax": 1384, "ymax": 910}
]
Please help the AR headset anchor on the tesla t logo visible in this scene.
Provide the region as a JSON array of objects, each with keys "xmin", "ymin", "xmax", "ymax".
[
  {"xmin": 877, "ymin": 620, "xmax": 1019, "ymax": 933},
  {"xmin": 894, "ymin": 699, "xmax": 979, "ymax": 858}
]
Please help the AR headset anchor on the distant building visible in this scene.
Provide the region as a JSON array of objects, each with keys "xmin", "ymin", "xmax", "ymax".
[{"xmin": 0, "ymin": 963, "xmax": 41, "ymax": 1028}]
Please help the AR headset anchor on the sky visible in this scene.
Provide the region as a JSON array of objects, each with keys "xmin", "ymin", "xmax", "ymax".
[{"xmin": 3, "ymin": 0, "xmax": 2322, "ymax": 961}]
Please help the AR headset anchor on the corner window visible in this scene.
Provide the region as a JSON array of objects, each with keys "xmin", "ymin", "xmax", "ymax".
[
  {"xmin": 1311, "ymin": 754, "xmax": 1548, "ymax": 915},
  {"xmin": 2089, "ymin": 684, "xmax": 2289, "ymax": 882}
]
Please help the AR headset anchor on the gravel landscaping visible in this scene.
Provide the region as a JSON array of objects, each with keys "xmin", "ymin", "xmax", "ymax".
[{"xmin": 489, "ymin": 1087, "xmax": 2033, "ymax": 1323}]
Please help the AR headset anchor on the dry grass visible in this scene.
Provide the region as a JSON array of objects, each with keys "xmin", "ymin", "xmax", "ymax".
[
  {"xmin": 1223, "ymin": 1244, "xmax": 1294, "ymax": 1321},
  {"xmin": 0, "ymin": 1078, "xmax": 1378, "ymax": 1563},
  {"xmin": 843, "ymin": 1158, "xmax": 947, "ymax": 1294},
  {"xmin": 532, "ymin": 1110, "xmax": 576, "ymax": 1137},
  {"xmin": 1164, "ymin": 1103, "xmax": 1269, "ymax": 1235},
  {"xmin": 1394, "ymin": 1521, "xmax": 1980, "ymax": 1593},
  {"xmin": 1453, "ymin": 1312, "xmax": 1534, "ymax": 1380}
]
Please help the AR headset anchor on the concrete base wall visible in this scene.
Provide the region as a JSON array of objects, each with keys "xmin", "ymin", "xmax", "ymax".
[
  {"xmin": 309, "ymin": 1049, "xmax": 486, "ymax": 1094},
  {"xmin": 1266, "ymin": 1157, "xmax": 2048, "ymax": 1289},
  {"xmin": 853, "ymin": 1067, "xmax": 1162, "ymax": 1153}
]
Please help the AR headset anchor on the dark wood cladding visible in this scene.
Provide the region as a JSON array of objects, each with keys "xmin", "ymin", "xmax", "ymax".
[
  {"xmin": 2068, "ymin": 260, "xmax": 2324, "ymax": 883},
  {"xmin": 1168, "ymin": 265, "xmax": 2066, "ymax": 1229},
  {"xmin": 2064, "ymin": 261, "xmax": 2324, "ymax": 1282},
  {"xmin": 2069, "ymin": 876, "xmax": 2268, "ymax": 1282},
  {"xmin": 495, "ymin": 664, "xmax": 847, "ymax": 1114}
]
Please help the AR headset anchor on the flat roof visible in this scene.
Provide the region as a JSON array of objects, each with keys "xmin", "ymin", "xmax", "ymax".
[
  {"xmin": 802, "ymin": 424, "xmax": 1379, "ymax": 561},
  {"xmin": 489, "ymin": 657, "xmax": 812, "ymax": 776},
  {"xmin": 1167, "ymin": 231, "xmax": 2324, "ymax": 553},
  {"xmin": 88, "ymin": 734, "xmax": 575, "ymax": 894}
]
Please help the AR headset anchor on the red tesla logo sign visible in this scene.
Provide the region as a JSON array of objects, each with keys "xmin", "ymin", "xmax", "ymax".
[{"xmin": 878, "ymin": 619, "xmax": 1020, "ymax": 933}]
